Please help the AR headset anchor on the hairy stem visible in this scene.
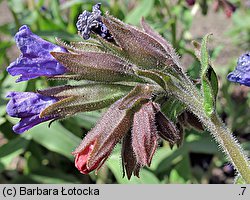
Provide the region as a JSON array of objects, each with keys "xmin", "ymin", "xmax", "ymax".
[
  {"xmin": 168, "ymin": 80, "xmax": 250, "ymax": 183},
  {"xmin": 207, "ymin": 113, "xmax": 250, "ymax": 183}
]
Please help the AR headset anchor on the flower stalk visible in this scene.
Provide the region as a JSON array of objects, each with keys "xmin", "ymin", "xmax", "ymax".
[
  {"xmin": 162, "ymin": 75, "xmax": 250, "ymax": 183},
  {"xmin": 209, "ymin": 113, "xmax": 250, "ymax": 183}
]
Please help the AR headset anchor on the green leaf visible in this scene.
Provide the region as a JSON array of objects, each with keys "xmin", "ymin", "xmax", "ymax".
[
  {"xmin": 201, "ymin": 35, "xmax": 215, "ymax": 116},
  {"xmin": 175, "ymin": 153, "xmax": 191, "ymax": 182},
  {"xmin": 154, "ymin": 147, "xmax": 184, "ymax": 175},
  {"xmin": 0, "ymin": 117, "xmax": 6, "ymax": 125},
  {"xmin": 72, "ymin": 112, "xmax": 101, "ymax": 130},
  {"xmin": 201, "ymin": 34, "xmax": 210, "ymax": 75},
  {"xmin": 125, "ymin": 0, "xmax": 154, "ymax": 25},
  {"xmin": 153, "ymin": 135, "xmax": 219, "ymax": 176},
  {"xmin": 12, "ymin": 168, "xmax": 80, "ymax": 184},
  {"xmin": 0, "ymin": 74, "xmax": 28, "ymax": 100},
  {"xmin": 27, "ymin": 122, "xmax": 81, "ymax": 160},
  {"xmin": 186, "ymin": 136, "xmax": 219, "ymax": 154},
  {"xmin": 206, "ymin": 67, "xmax": 218, "ymax": 99},
  {"xmin": 7, "ymin": 0, "xmax": 25, "ymax": 13},
  {"xmin": 50, "ymin": 0, "xmax": 65, "ymax": 27},
  {"xmin": 0, "ymin": 137, "xmax": 30, "ymax": 171},
  {"xmin": 195, "ymin": 34, "xmax": 219, "ymax": 117},
  {"xmin": 106, "ymin": 149, "xmax": 160, "ymax": 184},
  {"xmin": 169, "ymin": 169, "xmax": 186, "ymax": 183},
  {"xmin": 60, "ymin": 0, "xmax": 88, "ymax": 10},
  {"xmin": 161, "ymin": 97, "xmax": 185, "ymax": 121},
  {"xmin": 150, "ymin": 146, "xmax": 177, "ymax": 171},
  {"xmin": 202, "ymin": 78, "xmax": 214, "ymax": 116},
  {"xmin": 0, "ymin": 74, "xmax": 28, "ymax": 117}
]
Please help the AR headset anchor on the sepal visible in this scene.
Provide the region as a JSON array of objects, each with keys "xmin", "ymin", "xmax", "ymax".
[{"xmin": 51, "ymin": 51, "xmax": 144, "ymax": 83}]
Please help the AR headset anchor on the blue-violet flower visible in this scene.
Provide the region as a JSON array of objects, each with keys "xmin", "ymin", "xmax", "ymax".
[
  {"xmin": 6, "ymin": 92, "xmax": 58, "ymax": 134},
  {"xmin": 227, "ymin": 52, "xmax": 250, "ymax": 87},
  {"xmin": 76, "ymin": 3, "xmax": 113, "ymax": 41},
  {"xmin": 7, "ymin": 25, "xmax": 67, "ymax": 82}
]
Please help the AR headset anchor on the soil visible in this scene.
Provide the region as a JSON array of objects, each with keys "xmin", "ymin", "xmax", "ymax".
[{"xmin": 183, "ymin": 5, "xmax": 241, "ymax": 68}]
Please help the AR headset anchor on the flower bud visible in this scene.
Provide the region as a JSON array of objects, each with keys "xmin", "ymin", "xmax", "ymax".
[
  {"xmin": 102, "ymin": 14, "xmax": 173, "ymax": 70},
  {"xmin": 121, "ymin": 131, "xmax": 140, "ymax": 179},
  {"xmin": 132, "ymin": 102, "xmax": 159, "ymax": 167},
  {"xmin": 76, "ymin": 3, "xmax": 113, "ymax": 41},
  {"xmin": 178, "ymin": 111, "xmax": 204, "ymax": 132},
  {"xmin": 72, "ymin": 98, "xmax": 133, "ymax": 173},
  {"xmin": 155, "ymin": 109, "xmax": 181, "ymax": 148}
]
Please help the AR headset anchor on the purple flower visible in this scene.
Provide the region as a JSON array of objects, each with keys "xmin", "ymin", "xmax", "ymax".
[
  {"xmin": 6, "ymin": 92, "xmax": 58, "ymax": 134},
  {"xmin": 227, "ymin": 53, "xmax": 250, "ymax": 87},
  {"xmin": 7, "ymin": 25, "xmax": 67, "ymax": 82},
  {"xmin": 76, "ymin": 3, "xmax": 113, "ymax": 41}
]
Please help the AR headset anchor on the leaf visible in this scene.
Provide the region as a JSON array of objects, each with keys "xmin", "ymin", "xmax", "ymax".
[
  {"xmin": 201, "ymin": 34, "xmax": 211, "ymax": 75},
  {"xmin": 154, "ymin": 147, "xmax": 184, "ymax": 175},
  {"xmin": 107, "ymin": 148, "xmax": 160, "ymax": 184},
  {"xmin": 50, "ymin": 0, "xmax": 65, "ymax": 26},
  {"xmin": 186, "ymin": 136, "xmax": 219, "ymax": 154},
  {"xmin": 125, "ymin": 0, "xmax": 154, "ymax": 25},
  {"xmin": 202, "ymin": 78, "xmax": 215, "ymax": 116},
  {"xmin": 161, "ymin": 97, "xmax": 186, "ymax": 121},
  {"xmin": 12, "ymin": 168, "xmax": 80, "ymax": 183},
  {"xmin": 153, "ymin": 135, "xmax": 219, "ymax": 176},
  {"xmin": 193, "ymin": 34, "xmax": 219, "ymax": 117},
  {"xmin": 0, "ymin": 74, "xmax": 28, "ymax": 117},
  {"xmin": 169, "ymin": 169, "xmax": 187, "ymax": 183},
  {"xmin": 0, "ymin": 117, "xmax": 6, "ymax": 125},
  {"xmin": 1, "ymin": 75, "xmax": 28, "ymax": 98},
  {"xmin": 27, "ymin": 122, "xmax": 81, "ymax": 160},
  {"xmin": 0, "ymin": 137, "xmax": 30, "ymax": 171},
  {"xmin": 7, "ymin": 0, "xmax": 25, "ymax": 13},
  {"xmin": 60, "ymin": 0, "xmax": 91, "ymax": 10},
  {"xmin": 149, "ymin": 146, "xmax": 175, "ymax": 171},
  {"xmin": 72, "ymin": 112, "xmax": 101, "ymax": 130},
  {"xmin": 206, "ymin": 67, "xmax": 218, "ymax": 99}
]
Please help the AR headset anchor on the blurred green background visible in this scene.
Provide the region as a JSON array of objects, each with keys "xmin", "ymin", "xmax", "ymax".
[{"xmin": 0, "ymin": 0, "xmax": 250, "ymax": 184}]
